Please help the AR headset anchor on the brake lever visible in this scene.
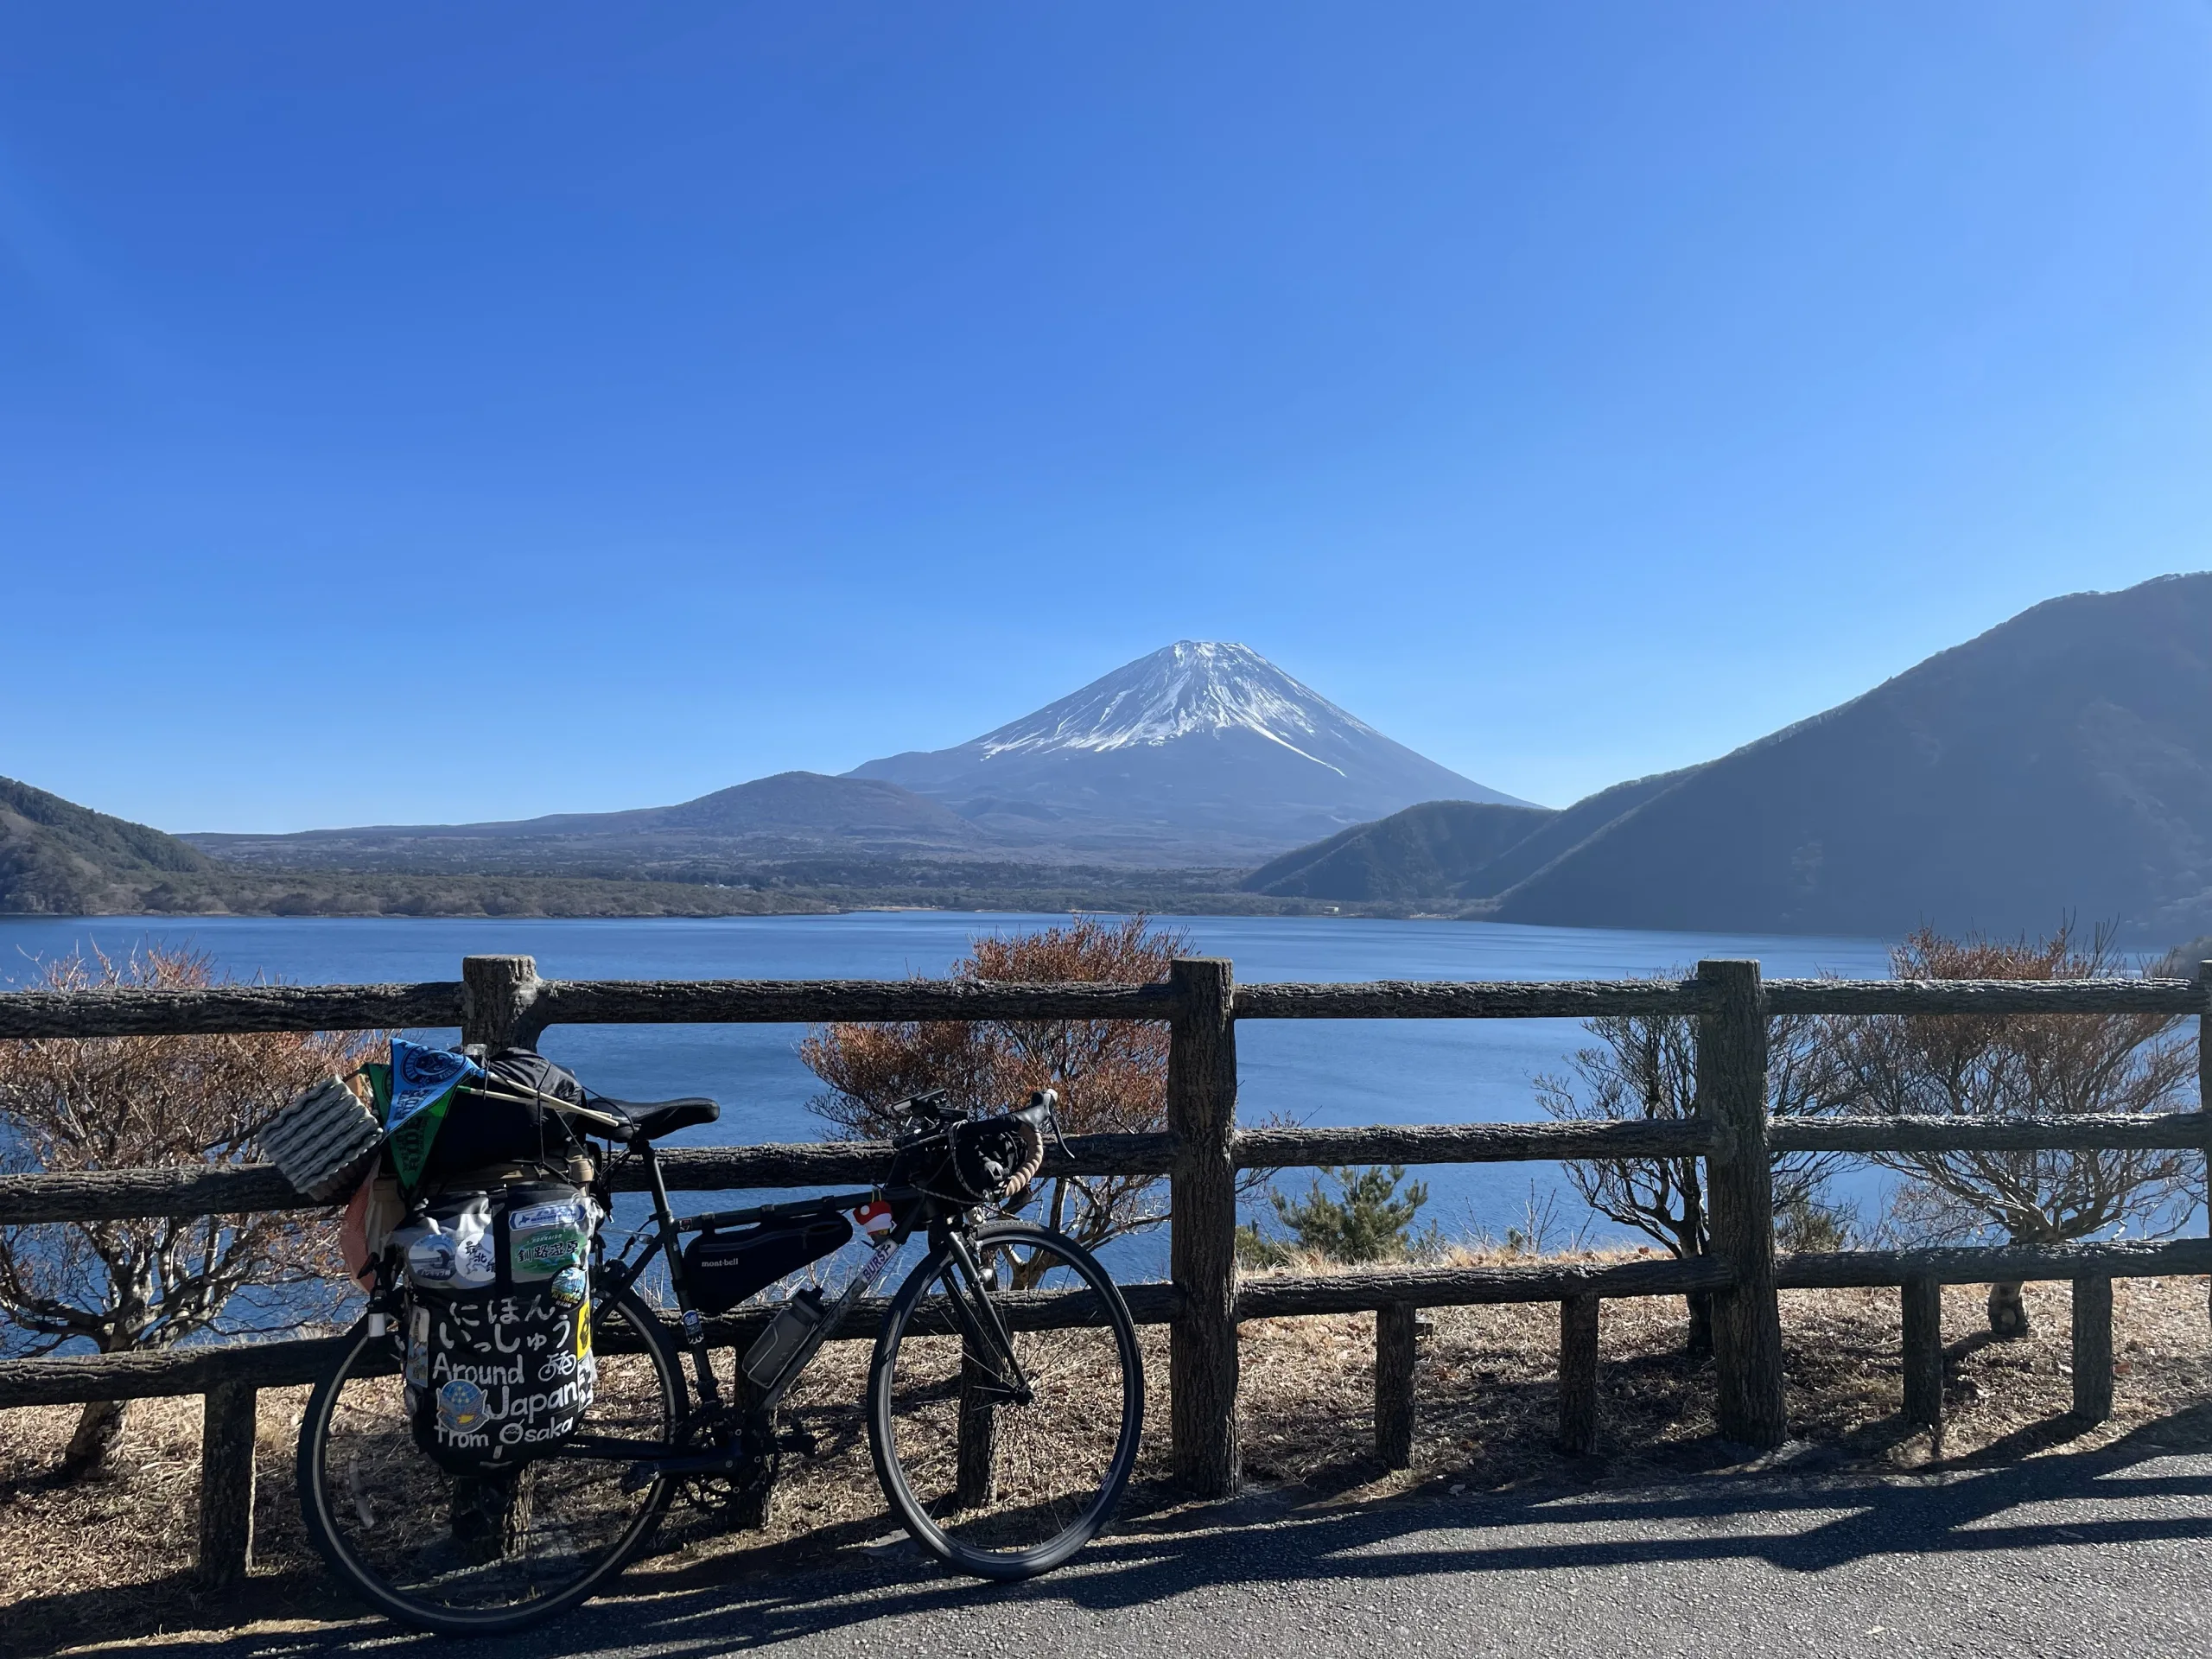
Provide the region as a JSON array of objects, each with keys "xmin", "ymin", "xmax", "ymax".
[{"xmin": 1022, "ymin": 1088, "xmax": 1071, "ymax": 1158}]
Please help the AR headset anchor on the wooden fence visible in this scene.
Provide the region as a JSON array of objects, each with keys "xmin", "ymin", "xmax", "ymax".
[{"xmin": 3, "ymin": 951, "xmax": 2209, "ymax": 1588}]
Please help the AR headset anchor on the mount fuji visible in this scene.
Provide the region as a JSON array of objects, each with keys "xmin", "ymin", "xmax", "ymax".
[
  {"xmin": 176, "ymin": 642, "xmax": 1526, "ymax": 878},
  {"xmin": 849, "ymin": 642, "xmax": 1531, "ymax": 858}
]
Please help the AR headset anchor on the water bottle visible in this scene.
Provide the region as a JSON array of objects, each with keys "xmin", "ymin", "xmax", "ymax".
[{"xmin": 741, "ymin": 1287, "xmax": 826, "ymax": 1389}]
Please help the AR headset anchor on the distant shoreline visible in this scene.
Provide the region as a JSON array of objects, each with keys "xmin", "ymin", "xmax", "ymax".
[
  {"xmin": 6, "ymin": 877, "xmax": 2196, "ymax": 953},
  {"xmin": 0, "ymin": 867, "xmax": 1411, "ymax": 925}
]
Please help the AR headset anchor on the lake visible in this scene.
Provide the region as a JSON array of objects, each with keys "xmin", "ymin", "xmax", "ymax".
[{"xmin": 0, "ymin": 912, "xmax": 1899, "ymax": 1282}]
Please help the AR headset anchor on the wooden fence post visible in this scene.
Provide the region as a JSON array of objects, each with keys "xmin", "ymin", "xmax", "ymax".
[
  {"xmin": 1168, "ymin": 957, "xmax": 1240, "ymax": 1497},
  {"xmin": 1695, "ymin": 958, "xmax": 1786, "ymax": 1448},
  {"xmin": 1557, "ymin": 1294, "xmax": 1600, "ymax": 1455},
  {"xmin": 956, "ymin": 1336, "xmax": 998, "ymax": 1508},
  {"xmin": 195, "ymin": 1382, "xmax": 257, "ymax": 1589},
  {"xmin": 2072, "ymin": 1275, "xmax": 2114, "ymax": 1423},
  {"xmin": 1901, "ymin": 1276, "xmax": 1942, "ymax": 1431},
  {"xmin": 461, "ymin": 954, "xmax": 542, "ymax": 1049},
  {"xmin": 1374, "ymin": 1303, "xmax": 1417, "ymax": 1468}
]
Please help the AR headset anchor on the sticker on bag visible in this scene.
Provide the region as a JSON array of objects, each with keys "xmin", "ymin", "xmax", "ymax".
[
  {"xmin": 437, "ymin": 1377, "xmax": 487, "ymax": 1436},
  {"xmin": 509, "ymin": 1199, "xmax": 590, "ymax": 1234},
  {"xmin": 512, "ymin": 1225, "xmax": 588, "ymax": 1281}
]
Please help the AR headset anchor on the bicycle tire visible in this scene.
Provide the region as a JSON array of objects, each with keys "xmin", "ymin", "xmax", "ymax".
[
  {"xmin": 296, "ymin": 1281, "xmax": 686, "ymax": 1636},
  {"xmin": 867, "ymin": 1220, "xmax": 1142, "ymax": 1580}
]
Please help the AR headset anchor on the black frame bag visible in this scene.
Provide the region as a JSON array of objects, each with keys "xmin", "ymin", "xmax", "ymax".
[{"xmin": 680, "ymin": 1213, "xmax": 853, "ymax": 1315}]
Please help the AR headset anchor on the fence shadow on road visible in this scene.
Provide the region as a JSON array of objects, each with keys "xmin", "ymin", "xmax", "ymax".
[{"xmin": 21, "ymin": 1401, "xmax": 2212, "ymax": 1659}]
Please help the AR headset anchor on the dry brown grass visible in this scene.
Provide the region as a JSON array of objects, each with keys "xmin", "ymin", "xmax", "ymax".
[{"xmin": 7, "ymin": 1259, "xmax": 2210, "ymax": 1656}]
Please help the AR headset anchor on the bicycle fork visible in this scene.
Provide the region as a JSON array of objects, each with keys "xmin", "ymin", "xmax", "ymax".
[{"xmin": 939, "ymin": 1231, "xmax": 1033, "ymax": 1407}]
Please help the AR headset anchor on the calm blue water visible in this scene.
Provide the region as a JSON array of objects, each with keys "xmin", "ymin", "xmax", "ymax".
[{"xmin": 0, "ymin": 912, "xmax": 1898, "ymax": 1284}]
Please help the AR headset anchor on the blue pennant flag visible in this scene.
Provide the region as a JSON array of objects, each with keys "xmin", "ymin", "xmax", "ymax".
[
  {"xmin": 386, "ymin": 1039, "xmax": 481, "ymax": 1130},
  {"xmin": 384, "ymin": 1039, "xmax": 482, "ymax": 1189}
]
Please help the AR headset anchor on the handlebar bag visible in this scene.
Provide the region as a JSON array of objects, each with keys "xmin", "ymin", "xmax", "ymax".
[{"xmin": 889, "ymin": 1114, "xmax": 1044, "ymax": 1205}]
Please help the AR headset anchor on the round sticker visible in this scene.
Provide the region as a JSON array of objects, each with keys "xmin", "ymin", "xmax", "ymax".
[{"xmin": 436, "ymin": 1377, "xmax": 486, "ymax": 1433}]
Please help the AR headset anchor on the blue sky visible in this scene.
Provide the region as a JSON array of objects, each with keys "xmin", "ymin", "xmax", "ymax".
[{"xmin": 3, "ymin": 4, "xmax": 2209, "ymax": 833}]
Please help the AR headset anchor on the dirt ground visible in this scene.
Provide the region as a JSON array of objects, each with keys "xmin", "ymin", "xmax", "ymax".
[{"xmin": 6, "ymin": 1264, "xmax": 2209, "ymax": 1657}]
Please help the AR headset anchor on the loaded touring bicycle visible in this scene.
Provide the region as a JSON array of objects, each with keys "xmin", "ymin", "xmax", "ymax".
[{"xmin": 285, "ymin": 1044, "xmax": 1145, "ymax": 1635}]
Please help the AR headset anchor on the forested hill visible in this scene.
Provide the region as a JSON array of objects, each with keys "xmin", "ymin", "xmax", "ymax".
[
  {"xmin": 1239, "ymin": 774, "xmax": 1696, "ymax": 906},
  {"xmin": 1248, "ymin": 574, "xmax": 2212, "ymax": 942},
  {"xmin": 1241, "ymin": 801, "xmax": 1558, "ymax": 902},
  {"xmin": 0, "ymin": 774, "xmax": 1291, "ymax": 921},
  {"xmin": 0, "ymin": 776, "xmax": 221, "ymax": 914}
]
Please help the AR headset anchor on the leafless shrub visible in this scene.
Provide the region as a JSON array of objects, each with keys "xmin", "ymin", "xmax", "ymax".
[
  {"xmin": 1506, "ymin": 1180, "xmax": 1594, "ymax": 1257},
  {"xmin": 800, "ymin": 915, "xmax": 1186, "ymax": 1257},
  {"xmin": 1534, "ymin": 977, "xmax": 1845, "ymax": 1351},
  {"xmin": 0, "ymin": 946, "xmax": 388, "ymax": 1476},
  {"xmin": 1815, "ymin": 923, "xmax": 2197, "ymax": 1336}
]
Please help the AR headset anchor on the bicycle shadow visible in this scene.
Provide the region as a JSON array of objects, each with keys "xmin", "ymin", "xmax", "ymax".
[{"xmin": 22, "ymin": 1399, "xmax": 2212, "ymax": 1659}]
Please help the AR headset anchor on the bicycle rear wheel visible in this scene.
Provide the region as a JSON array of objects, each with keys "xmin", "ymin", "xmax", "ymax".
[
  {"xmin": 296, "ymin": 1283, "xmax": 684, "ymax": 1635},
  {"xmin": 868, "ymin": 1220, "xmax": 1142, "ymax": 1580}
]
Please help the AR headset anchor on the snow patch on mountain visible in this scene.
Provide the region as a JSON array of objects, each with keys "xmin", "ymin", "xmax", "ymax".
[{"xmin": 975, "ymin": 642, "xmax": 1372, "ymax": 774}]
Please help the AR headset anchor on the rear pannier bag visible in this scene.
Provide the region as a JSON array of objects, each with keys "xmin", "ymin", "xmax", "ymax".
[
  {"xmin": 681, "ymin": 1214, "xmax": 853, "ymax": 1314},
  {"xmin": 392, "ymin": 1179, "xmax": 600, "ymax": 1474}
]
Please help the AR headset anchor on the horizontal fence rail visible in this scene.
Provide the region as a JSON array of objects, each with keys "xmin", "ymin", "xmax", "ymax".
[
  {"xmin": 1236, "ymin": 1254, "xmax": 1738, "ymax": 1318},
  {"xmin": 1230, "ymin": 980, "xmax": 1713, "ymax": 1020},
  {"xmin": 0, "ymin": 1134, "xmax": 1180, "ymax": 1225},
  {"xmin": 1232, "ymin": 1119, "xmax": 1723, "ymax": 1167},
  {"xmin": 1772, "ymin": 1236, "xmax": 2212, "ymax": 1289},
  {"xmin": 0, "ymin": 982, "xmax": 467, "ymax": 1040},
  {"xmin": 4, "ymin": 973, "xmax": 2202, "ymax": 1040},
  {"xmin": 533, "ymin": 976, "xmax": 1183, "ymax": 1029},
  {"xmin": 14, "ymin": 1234, "xmax": 2211, "ymax": 1411},
  {"xmin": 0, "ymin": 1283, "xmax": 1192, "ymax": 1410},
  {"xmin": 10, "ymin": 1112, "xmax": 2210, "ymax": 1226},
  {"xmin": 1768, "ymin": 1110, "xmax": 2212, "ymax": 1154},
  {"xmin": 1764, "ymin": 977, "xmax": 2209, "ymax": 1017}
]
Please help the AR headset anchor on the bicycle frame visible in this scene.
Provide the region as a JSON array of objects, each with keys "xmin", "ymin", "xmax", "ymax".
[{"xmin": 564, "ymin": 1128, "xmax": 1032, "ymax": 1477}]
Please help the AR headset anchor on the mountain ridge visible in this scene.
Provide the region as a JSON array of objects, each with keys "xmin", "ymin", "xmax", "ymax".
[
  {"xmin": 23, "ymin": 582, "xmax": 2209, "ymax": 939},
  {"xmin": 1488, "ymin": 573, "xmax": 2212, "ymax": 937},
  {"xmin": 1249, "ymin": 575, "xmax": 2212, "ymax": 940},
  {"xmin": 192, "ymin": 771, "xmax": 986, "ymax": 873}
]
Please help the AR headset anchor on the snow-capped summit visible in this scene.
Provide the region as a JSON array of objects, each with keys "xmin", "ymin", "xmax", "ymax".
[
  {"xmin": 976, "ymin": 642, "xmax": 1376, "ymax": 772},
  {"xmin": 849, "ymin": 642, "xmax": 1531, "ymax": 860}
]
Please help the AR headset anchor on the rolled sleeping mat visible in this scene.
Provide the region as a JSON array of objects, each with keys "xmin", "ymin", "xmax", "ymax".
[{"xmin": 260, "ymin": 1074, "xmax": 386, "ymax": 1202}]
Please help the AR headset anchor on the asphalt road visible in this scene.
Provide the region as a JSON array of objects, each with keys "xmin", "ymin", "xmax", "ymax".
[{"xmin": 82, "ymin": 1421, "xmax": 2212, "ymax": 1659}]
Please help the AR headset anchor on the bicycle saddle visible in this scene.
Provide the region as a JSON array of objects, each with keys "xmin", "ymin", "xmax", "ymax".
[{"xmin": 600, "ymin": 1096, "xmax": 721, "ymax": 1139}]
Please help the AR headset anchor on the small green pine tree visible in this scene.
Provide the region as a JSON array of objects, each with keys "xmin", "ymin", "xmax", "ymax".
[{"xmin": 1261, "ymin": 1164, "xmax": 1431, "ymax": 1264}]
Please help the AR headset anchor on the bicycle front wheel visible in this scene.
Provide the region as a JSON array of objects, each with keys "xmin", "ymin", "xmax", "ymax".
[
  {"xmin": 868, "ymin": 1220, "xmax": 1142, "ymax": 1580},
  {"xmin": 296, "ymin": 1283, "xmax": 685, "ymax": 1636}
]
